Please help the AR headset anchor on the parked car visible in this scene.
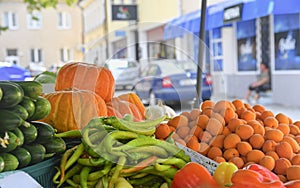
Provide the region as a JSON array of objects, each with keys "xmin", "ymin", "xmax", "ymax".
[
  {"xmin": 0, "ymin": 62, "xmax": 31, "ymax": 81},
  {"xmin": 132, "ymin": 59, "xmax": 213, "ymax": 105},
  {"xmin": 29, "ymin": 63, "xmax": 47, "ymax": 77},
  {"xmin": 105, "ymin": 59, "xmax": 140, "ymax": 90}
]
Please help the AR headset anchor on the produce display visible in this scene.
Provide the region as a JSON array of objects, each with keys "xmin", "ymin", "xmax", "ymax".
[
  {"xmin": 2, "ymin": 61, "xmax": 300, "ymax": 188},
  {"xmin": 0, "ymin": 81, "xmax": 66, "ymax": 172},
  {"xmin": 51, "ymin": 115, "xmax": 192, "ymax": 188},
  {"xmin": 156, "ymin": 99, "xmax": 300, "ymax": 184}
]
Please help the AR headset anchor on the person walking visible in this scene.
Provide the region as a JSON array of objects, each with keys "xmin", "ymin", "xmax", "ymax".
[{"xmin": 244, "ymin": 63, "xmax": 271, "ymax": 103}]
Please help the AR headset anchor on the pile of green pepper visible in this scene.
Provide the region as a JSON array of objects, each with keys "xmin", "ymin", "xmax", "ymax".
[{"xmin": 53, "ymin": 115, "xmax": 191, "ymax": 188}]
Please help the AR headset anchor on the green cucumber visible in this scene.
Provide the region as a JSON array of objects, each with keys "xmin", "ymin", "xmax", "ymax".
[
  {"xmin": 28, "ymin": 96, "xmax": 51, "ymax": 121},
  {"xmin": 7, "ymin": 104, "xmax": 29, "ymax": 120},
  {"xmin": 0, "ymin": 156, "xmax": 4, "ymax": 172},
  {"xmin": 23, "ymin": 143, "xmax": 46, "ymax": 165},
  {"xmin": 19, "ymin": 96, "xmax": 35, "ymax": 119},
  {"xmin": 19, "ymin": 123, "xmax": 38, "ymax": 144},
  {"xmin": 0, "ymin": 153, "xmax": 19, "ymax": 172},
  {"xmin": 31, "ymin": 121, "xmax": 55, "ymax": 143},
  {"xmin": 0, "ymin": 131, "xmax": 20, "ymax": 153},
  {"xmin": 43, "ymin": 136, "xmax": 66, "ymax": 154},
  {"xmin": 11, "ymin": 127, "xmax": 24, "ymax": 146},
  {"xmin": 11, "ymin": 147, "xmax": 31, "ymax": 168},
  {"xmin": 13, "ymin": 81, "xmax": 43, "ymax": 100},
  {"xmin": 0, "ymin": 81, "xmax": 24, "ymax": 108},
  {"xmin": 0, "ymin": 109, "xmax": 24, "ymax": 132}
]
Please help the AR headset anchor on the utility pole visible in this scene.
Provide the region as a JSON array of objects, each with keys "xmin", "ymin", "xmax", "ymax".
[
  {"xmin": 194, "ymin": 0, "xmax": 207, "ymax": 108},
  {"xmin": 104, "ymin": 0, "xmax": 110, "ymax": 60}
]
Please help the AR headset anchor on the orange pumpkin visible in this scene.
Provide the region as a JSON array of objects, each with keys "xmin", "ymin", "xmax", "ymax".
[
  {"xmin": 40, "ymin": 90, "xmax": 107, "ymax": 132},
  {"xmin": 115, "ymin": 92, "xmax": 146, "ymax": 119},
  {"xmin": 106, "ymin": 97, "xmax": 144, "ymax": 121},
  {"xmin": 55, "ymin": 62, "xmax": 115, "ymax": 102}
]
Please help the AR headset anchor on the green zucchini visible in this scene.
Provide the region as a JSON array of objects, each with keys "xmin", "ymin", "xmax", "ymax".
[
  {"xmin": 0, "ymin": 81, "xmax": 24, "ymax": 108},
  {"xmin": 11, "ymin": 147, "xmax": 31, "ymax": 168},
  {"xmin": 11, "ymin": 127, "xmax": 24, "ymax": 146},
  {"xmin": 28, "ymin": 96, "xmax": 51, "ymax": 121},
  {"xmin": 31, "ymin": 121, "xmax": 55, "ymax": 143},
  {"xmin": 0, "ymin": 156, "xmax": 4, "ymax": 172},
  {"xmin": 0, "ymin": 131, "xmax": 20, "ymax": 153},
  {"xmin": 19, "ymin": 123, "xmax": 38, "ymax": 144},
  {"xmin": 0, "ymin": 153, "xmax": 19, "ymax": 172},
  {"xmin": 13, "ymin": 81, "xmax": 43, "ymax": 100},
  {"xmin": 42, "ymin": 136, "xmax": 66, "ymax": 154},
  {"xmin": 7, "ymin": 104, "xmax": 29, "ymax": 120},
  {"xmin": 0, "ymin": 109, "xmax": 24, "ymax": 132},
  {"xmin": 19, "ymin": 96, "xmax": 35, "ymax": 119},
  {"xmin": 23, "ymin": 143, "xmax": 46, "ymax": 165}
]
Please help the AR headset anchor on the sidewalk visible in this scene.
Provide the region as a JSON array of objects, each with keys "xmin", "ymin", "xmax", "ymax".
[{"xmin": 211, "ymin": 95, "xmax": 300, "ymax": 122}]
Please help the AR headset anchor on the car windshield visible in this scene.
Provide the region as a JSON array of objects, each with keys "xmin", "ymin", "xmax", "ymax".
[{"xmin": 150, "ymin": 60, "xmax": 191, "ymax": 76}]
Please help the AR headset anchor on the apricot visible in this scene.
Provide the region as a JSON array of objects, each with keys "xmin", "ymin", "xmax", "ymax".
[
  {"xmin": 274, "ymin": 158, "xmax": 291, "ymax": 175},
  {"xmin": 223, "ymin": 133, "xmax": 241, "ymax": 149},
  {"xmin": 246, "ymin": 149, "xmax": 265, "ymax": 163},
  {"xmin": 259, "ymin": 155, "xmax": 275, "ymax": 171},
  {"xmin": 286, "ymin": 165, "xmax": 300, "ymax": 181},
  {"xmin": 235, "ymin": 124, "xmax": 254, "ymax": 140}
]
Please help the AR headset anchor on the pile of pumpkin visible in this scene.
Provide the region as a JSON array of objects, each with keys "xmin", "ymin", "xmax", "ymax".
[
  {"xmin": 38, "ymin": 62, "xmax": 146, "ymax": 133},
  {"xmin": 155, "ymin": 99, "xmax": 300, "ymax": 183}
]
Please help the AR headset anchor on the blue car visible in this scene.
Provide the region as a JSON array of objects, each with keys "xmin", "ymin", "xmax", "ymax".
[
  {"xmin": 0, "ymin": 62, "xmax": 31, "ymax": 81},
  {"xmin": 132, "ymin": 59, "xmax": 213, "ymax": 105}
]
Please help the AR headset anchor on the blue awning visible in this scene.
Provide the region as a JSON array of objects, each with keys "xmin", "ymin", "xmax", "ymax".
[
  {"xmin": 163, "ymin": 10, "xmax": 202, "ymax": 40},
  {"xmin": 273, "ymin": 0, "xmax": 300, "ymax": 14},
  {"xmin": 163, "ymin": 0, "xmax": 274, "ymax": 40}
]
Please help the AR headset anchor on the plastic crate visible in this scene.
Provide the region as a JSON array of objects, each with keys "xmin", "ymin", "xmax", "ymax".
[{"xmin": 20, "ymin": 155, "xmax": 61, "ymax": 188}]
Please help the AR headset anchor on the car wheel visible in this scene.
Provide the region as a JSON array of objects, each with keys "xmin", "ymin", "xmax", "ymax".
[{"xmin": 149, "ymin": 91, "xmax": 156, "ymax": 106}]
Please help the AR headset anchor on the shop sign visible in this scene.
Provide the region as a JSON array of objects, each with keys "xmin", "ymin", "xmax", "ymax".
[
  {"xmin": 236, "ymin": 20, "xmax": 257, "ymax": 71},
  {"xmin": 223, "ymin": 3, "xmax": 243, "ymax": 23},
  {"xmin": 111, "ymin": 5, "xmax": 138, "ymax": 21},
  {"xmin": 274, "ymin": 14, "xmax": 300, "ymax": 71}
]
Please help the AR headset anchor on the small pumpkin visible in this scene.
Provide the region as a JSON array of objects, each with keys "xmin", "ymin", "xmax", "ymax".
[
  {"xmin": 115, "ymin": 92, "xmax": 146, "ymax": 119},
  {"xmin": 55, "ymin": 62, "xmax": 115, "ymax": 102},
  {"xmin": 106, "ymin": 97, "xmax": 144, "ymax": 121},
  {"xmin": 40, "ymin": 90, "xmax": 107, "ymax": 132}
]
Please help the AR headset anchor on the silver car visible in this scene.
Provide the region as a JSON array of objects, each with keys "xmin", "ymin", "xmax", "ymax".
[{"xmin": 105, "ymin": 59, "xmax": 140, "ymax": 90}]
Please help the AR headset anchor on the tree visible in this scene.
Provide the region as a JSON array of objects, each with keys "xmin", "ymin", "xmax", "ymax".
[{"xmin": 24, "ymin": 0, "xmax": 79, "ymax": 12}]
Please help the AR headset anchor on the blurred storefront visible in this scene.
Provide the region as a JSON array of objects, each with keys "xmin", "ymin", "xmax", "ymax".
[{"xmin": 163, "ymin": 0, "xmax": 300, "ymax": 107}]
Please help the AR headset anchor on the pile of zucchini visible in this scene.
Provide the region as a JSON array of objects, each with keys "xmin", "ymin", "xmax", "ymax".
[{"xmin": 0, "ymin": 81, "xmax": 66, "ymax": 172}]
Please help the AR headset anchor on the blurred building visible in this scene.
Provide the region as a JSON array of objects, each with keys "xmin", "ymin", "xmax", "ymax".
[
  {"xmin": 0, "ymin": 0, "xmax": 83, "ymax": 73},
  {"xmin": 79, "ymin": 0, "xmax": 224, "ymax": 65}
]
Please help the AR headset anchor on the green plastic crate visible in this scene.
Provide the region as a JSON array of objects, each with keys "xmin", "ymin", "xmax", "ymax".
[{"xmin": 20, "ymin": 155, "xmax": 61, "ymax": 188}]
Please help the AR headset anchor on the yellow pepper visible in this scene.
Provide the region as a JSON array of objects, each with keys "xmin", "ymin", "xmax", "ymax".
[{"xmin": 213, "ymin": 162, "xmax": 238, "ymax": 188}]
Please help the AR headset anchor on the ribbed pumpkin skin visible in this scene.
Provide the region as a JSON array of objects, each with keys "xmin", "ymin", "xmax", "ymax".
[
  {"xmin": 106, "ymin": 97, "xmax": 143, "ymax": 121},
  {"xmin": 55, "ymin": 62, "xmax": 115, "ymax": 102},
  {"xmin": 40, "ymin": 90, "xmax": 107, "ymax": 132},
  {"xmin": 116, "ymin": 92, "xmax": 146, "ymax": 119}
]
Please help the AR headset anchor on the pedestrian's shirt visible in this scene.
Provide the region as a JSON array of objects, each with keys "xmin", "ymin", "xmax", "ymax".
[{"xmin": 257, "ymin": 71, "xmax": 270, "ymax": 86}]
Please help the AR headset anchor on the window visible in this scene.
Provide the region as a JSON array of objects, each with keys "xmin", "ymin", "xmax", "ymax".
[
  {"xmin": 60, "ymin": 48, "xmax": 72, "ymax": 62},
  {"xmin": 30, "ymin": 48, "xmax": 43, "ymax": 64},
  {"xmin": 27, "ymin": 11, "xmax": 42, "ymax": 29},
  {"xmin": 6, "ymin": 49, "xmax": 19, "ymax": 65},
  {"xmin": 212, "ymin": 28, "xmax": 223, "ymax": 72},
  {"xmin": 2, "ymin": 12, "xmax": 18, "ymax": 30},
  {"xmin": 58, "ymin": 12, "xmax": 71, "ymax": 29}
]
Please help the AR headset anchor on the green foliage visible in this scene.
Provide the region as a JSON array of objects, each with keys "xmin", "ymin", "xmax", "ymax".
[{"xmin": 24, "ymin": 0, "xmax": 79, "ymax": 12}]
